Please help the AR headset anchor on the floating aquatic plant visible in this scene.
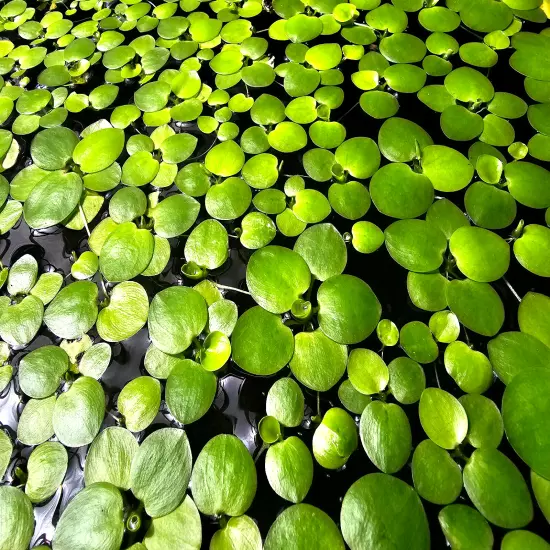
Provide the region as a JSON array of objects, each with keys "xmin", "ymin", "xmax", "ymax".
[{"xmin": 0, "ymin": 0, "xmax": 549, "ymax": 548}]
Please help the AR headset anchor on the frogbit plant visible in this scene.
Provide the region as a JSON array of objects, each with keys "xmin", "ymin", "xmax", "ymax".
[{"xmin": 0, "ymin": 0, "xmax": 550, "ymax": 549}]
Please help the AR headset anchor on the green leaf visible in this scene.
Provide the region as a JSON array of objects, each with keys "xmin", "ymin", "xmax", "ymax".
[
  {"xmin": 341, "ymin": 473, "xmax": 429, "ymax": 550},
  {"xmin": 265, "ymin": 436, "xmax": 313, "ymax": 503},
  {"xmin": 24, "ymin": 171, "xmax": 82, "ymax": 229},
  {"xmin": 419, "ymin": 388, "xmax": 468, "ymax": 449},
  {"xmin": 505, "ymin": 161, "xmax": 550, "ymax": 208},
  {"xmin": 400, "ymin": 321, "xmax": 439, "ymax": 364},
  {"xmin": 266, "ymin": 378, "xmax": 304, "ymax": 428},
  {"xmin": 30, "ymin": 272, "xmax": 63, "ymax": 306},
  {"xmin": 97, "ymin": 281, "xmax": 149, "ymax": 342},
  {"xmin": 208, "ymin": 299, "xmax": 238, "ymax": 336},
  {"xmin": 348, "ymin": 348, "xmax": 388, "ymax": 394},
  {"xmin": 388, "ymin": 356, "xmax": 426, "ymax": 405},
  {"xmin": 191, "ymin": 434, "xmax": 256, "ymax": 516},
  {"xmin": 290, "ymin": 329, "xmax": 347, "ymax": 391},
  {"xmin": 501, "ymin": 530, "xmax": 550, "ymax": 550},
  {"xmin": 412, "ymin": 439, "xmax": 462, "ymax": 504},
  {"xmin": 231, "ymin": 306, "xmax": 294, "ymax": 375},
  {"xmin": 205, "ymin": 140, "xmax": 245, "ymax": 177},
  {"xmin": 488, "ymin": 331, "xmax": 550, "ymax": 384},
  {"xmin": 73, "ymin": 127, "xmax": 125, "ymax": 173},
  {"xmin": 360, "ymin": 401, "xmax": 411, "ymax": 473},
  {"xmin": 210, "ymin": 515, "xmax": 261, "ymax": 550},
  {"xmin": 446, "ymin": 279, "xmax": 504, "ymax": 337},
  {"xmin": 19, "ymin": 345, "xmax": 68, "ymax": 398},
  {"xmin": 293, "ymin": 224, "xmax": 346, "ymax": 281},
  {"xmin": 265, "ymin": 503, "xmax": 344, "ymax": 550},
  {"xmin": 444, "ymin": 341, "xmax": 493, "ymax": 394},
  {"xmin": 313, "ymin": 407, "xmax": 358, "ymax": 469},
  {"xmin": 328, "ymin": 181, "xmax": 371, "ymax": 220},
  {"xmin": 0, "ymin": 295, "xmax": 43, "ymax": 346},
  {"xmin": 25, "ymin": 441, "xmax": 67, "ymax": 503},
  {"xmin": 351, "ymin": 221, "xmax": 385, "ymax": 254},
  {"xmin": 160, "ymin": 133, "xmax": 198, "ymax": 164},
  {"xmin": 421, "ymin": 145, "xmax": 473, "ymax": 192},
  {"xmin": 460, "ymin": 394, "xmax": 503, "ymax": 449},
  {"xmin": 118, "ymin": 376, "xmax": 161, "ymax": 432},
  {"xmin": 464, "ymin": 181, "xmax": 516, "ymax": 230},
  {"xmin": 131, "ymin": 428, "xmax": 192, "ymax": 518},
  {"xmin": 335, "ymin": 137, "xmax": 380, "ymax": 179},
  {"xmin": 185, "ymin": 219, "xmax": 228, "ymax": 270},
  {"xmin": 318, "ymin": 274, "xmax": 381, "ymax": 344},
  {"xmin": 30, "ymin": 126, "xmax": 79, "ymax": 170},
  {"xmin": 148, "ymin": 286, "xmax": 208, "ymax": 355},
  {"xmin": 84, "ymin": 426, "xmax": 138, "ymax": 490},
  {"xmin": 154, "ymin": 184, "xmax": 200, "ymax": 227},
  {"xmin": 370, "ymin": 163, "xmax": 433, "ymax": 219},
  {"xmin": 52, "ymin": 483, "xmax": 124, "ymax": 550},
  {"xmin": 338, "ymin": 379, "xmax": 372, "ymax": 414},
  {"xmin": 380, "ymin": 32, "xmax": 426, "ymax": 63},
  {"xmin": 53, "ymin": 376, "xmax": 104, "ymax": 447},
  {"xmin": 385, "ymin": 219, "xmax": 447, "ymax": 273},
  {"xmin": 0, "ymin": 431, "xmax": 11, "ymax": 480},
  {"xmin": 246, "ymin": 246, "xmax": 310, "ymax": 314},
  {"xmin": 463, "ymin": 448, "xmax": 533, "ymax": 528},
  {"xmin": 438, "ymin": 505, "xmax": 494, "ymax": 550},
  {"xmin": 44, "ymin": 281, "xmax": 98, "ymax": 340},
  {"xmin": 166, "ymin": 359, "xmax": 217, "ymax": 424},
  {"xmin": 143, "ymin": 496, "xmax": 202, "ymax": 550},
  {"xmin": 0, "ymin": 486, "xmax": 34, "ymax": 550},
  {"xmin": 7, "ymin": 254, "xmax": 37, "ymax": 296},
  {"xmin": 518, "ymin": 291, "xmax": 550, "ymax": 348},
  {"xmin": 99, "ymin": 222, "xmax": 154, "ymax": 282},
  {"xmin": 17, "ymin": 395, "xmax": 56, "ymax": 445},
  {"xmin": 532, "ymin": 470, "xmax": 550, "ymax": 523},
  {"xmin": 514, "ymin": 224, "xmax": 550, "ymax": 277},
  {"xmin": 503, "ymin": 369, "xmax": 550, "ymax": 479}
]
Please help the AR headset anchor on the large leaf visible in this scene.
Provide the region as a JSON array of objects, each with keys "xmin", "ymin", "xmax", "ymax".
[
  {"xmin": 0, "ymin": 486, "xmax": 34, "ymax": 550},
  {"xmin": 130, "ymin": 428, "xmax": 192, "ymax": 518},
  {"xmin": 246, "ymin": 245, "xmax": 311, "ymax": 314},
  {"xmin": 45, "ymin": 281, "xmax": 98, "ymax": 339},
  {"xmin": 143, "ymin": 496, "xmax": 202, "ymax": 550},
  {"xmin": 72, "ymin": 127, "xmax": 125, "ymax": 173},
  {"xmin": 317, "ymin": 274, "xmax": 381, "ymax": 344},
  {"xmin": 265, "ymin": 436, "xmax": 313, "ymax": 503},
  {"xmin": 25, "ymin": 441, "xmax": 68, "ymax": 503},
  {"xmin": 52, "ymin": 483, "xmax": 124, "ymax": 550},
  {"xmin": 53, "ymin": 376, "xmax": 104, "ymax": 447},
  {"xmin": 148, "ymin": 286, "xmax": 208, "ymax": 354},
  {"xmin": 84, "ymin": 427, "xmax": 138, "ymax": 490},
  {"xmin": 341, "ymin": 473, "xmax": 430, "ymax": 550},
  {"xmin": 23, "ymin": 171, "xmax": 82, "ymax": 229},
  {"xmin": 231, "ymin": 306, "xmax": 294, "ymax": 375},
  {"xmin": 360, "ymin": 401, "xmax": 411, "ymax": 474},
  {"xmin": 97, "ymin": 282, "xmax": 149, "ymax": 341},
  {"xmin": 463, "ymin": 448, "xmax": 533, "ymax": 528},
  {"xmin": 99, "ymin": 222, "xmax": 154, "ymax": 282},
  {"xmin": 290, "ymin": 329, "xmax": 347, "ymax": 391},
  {"xmin": 191, "ymin": 434, "xmax": 257, "ymax": 517},
  {"xmin": 265, "ymin": 504, "xmax": 345, "ymax": 550},
  {"xmin": 502, "ymin": 369, "xmax": 550, "ymax": 479}
]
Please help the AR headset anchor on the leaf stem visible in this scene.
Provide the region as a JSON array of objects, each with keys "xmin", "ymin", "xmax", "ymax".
[
  {"xmin": 215, "ymin": 283, "xmax": 251, "ymax": 296},
  {"xmin": 79, "ymin": 204, "xmax": 90, "ymax": 237},
  {"xmin": 502, "ymin": 276, "xmax": 522, "ymax": 303}
]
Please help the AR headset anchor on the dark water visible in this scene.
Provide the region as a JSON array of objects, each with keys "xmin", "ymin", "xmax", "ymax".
[{"xmin": 1, "ymin": 4, "xmax": 549, "ymax": 548}]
